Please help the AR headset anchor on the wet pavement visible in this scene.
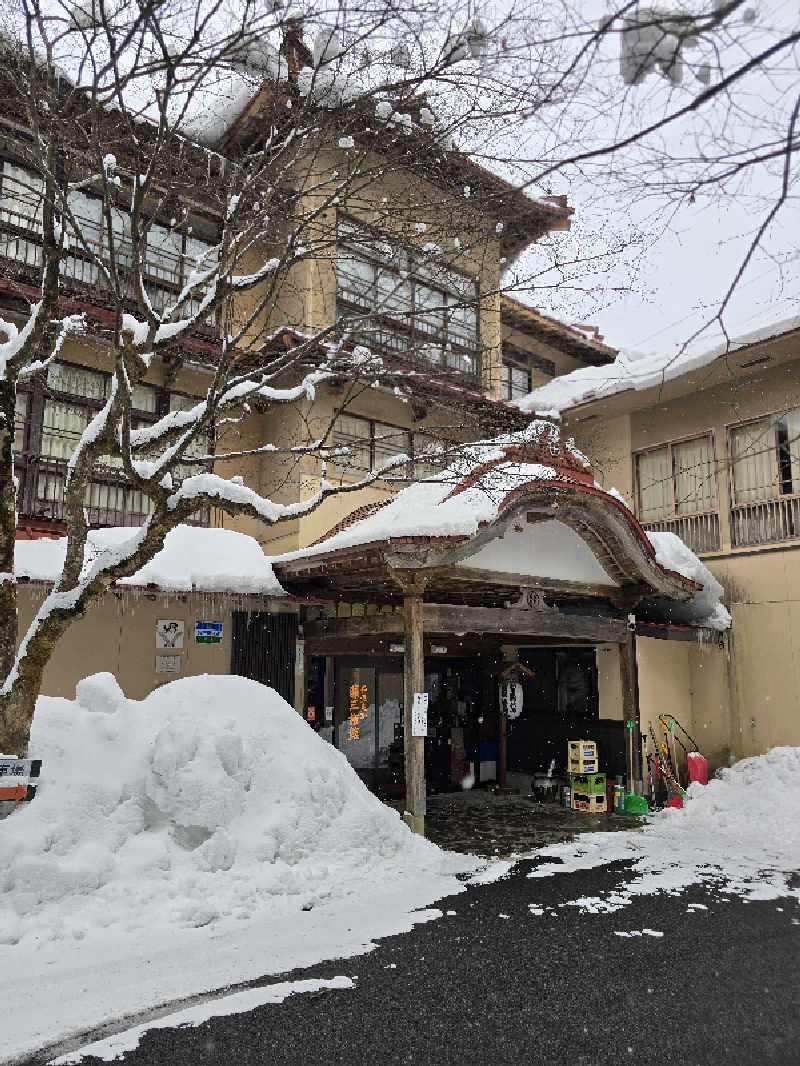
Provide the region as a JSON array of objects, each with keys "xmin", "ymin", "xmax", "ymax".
[{"xmin": 422, "ymin": 789, "xmax": 643, "ymax": 857}]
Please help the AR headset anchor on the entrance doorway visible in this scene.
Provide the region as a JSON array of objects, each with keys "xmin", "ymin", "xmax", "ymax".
[
  {"xmin": 506, "ymin": 647, "xmax": 625, "ymax": 779},
  {"xmin": 334, "ymin": 658, "xmax": 404, "ymax": 795}
]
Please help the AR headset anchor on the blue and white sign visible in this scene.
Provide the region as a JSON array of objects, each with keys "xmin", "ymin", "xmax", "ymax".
[{"xmin": 195, "ymin": 620, "xmax": 223, "ymax": 645}]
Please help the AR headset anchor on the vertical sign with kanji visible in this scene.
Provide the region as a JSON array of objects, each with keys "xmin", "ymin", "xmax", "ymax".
[{"xmin": 347, "ymin": 682, "xmax": 369, "ymax": 741}]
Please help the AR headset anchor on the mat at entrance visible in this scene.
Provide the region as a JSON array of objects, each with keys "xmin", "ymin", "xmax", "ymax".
[{"xmin": 423, "ymin": 791, "xmax": 642, "ymax": 858}]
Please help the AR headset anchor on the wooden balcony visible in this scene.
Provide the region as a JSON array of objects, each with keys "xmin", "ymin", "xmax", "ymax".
[
  {"xmin": 641, "ymin": 512, "xmax": 721, "ymax": 554},
  {"xmin": 730, "ymin": 496, "xmax": 800, "ymax": 548},
  {"xmin": 0, "ymin": 207, "xmax": 218, "ymax": 344}
]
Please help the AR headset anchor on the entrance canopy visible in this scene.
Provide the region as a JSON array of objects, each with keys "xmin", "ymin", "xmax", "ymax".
[
  {"xmin": 273, "ymin": 421, "xmax": 700, "ymax": 619},
  {"xmin": 273, "ymin": 422, "xmax": 723, "ymax": 833}
]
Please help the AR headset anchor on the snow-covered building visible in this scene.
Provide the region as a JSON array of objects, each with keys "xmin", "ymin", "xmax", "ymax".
[
  {"xmin": 519, "ymin": 315, "xmax": 800, "ymax": 772},
  {"xmin": 1, "ymin": 22, "xmax": 740, "ymax": 831}
]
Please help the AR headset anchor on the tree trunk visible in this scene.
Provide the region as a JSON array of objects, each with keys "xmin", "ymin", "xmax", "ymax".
[{"xmin": 0, "ymin": 376, "xmax": 20, "ymax": 750}]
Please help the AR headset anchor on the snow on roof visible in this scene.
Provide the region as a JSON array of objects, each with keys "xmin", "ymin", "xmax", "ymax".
[
  {"xmin": 647, "ymin": 532, "xmax": 730, "ymax": 630},
  {"xmin": 276, "ymin": 423, "xmax": 589, "ymax": 562},
  {"xmin": 14, "ymin": 525, "xmax": 285, "ymax": 597},
  {"xmin": 519, "ymin": 311, "xmax": 800, "ymax": 416}
]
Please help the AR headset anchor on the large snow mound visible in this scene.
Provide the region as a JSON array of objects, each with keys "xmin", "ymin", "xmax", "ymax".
[
  {"xmin": 0, "ymin": 674, "xmax": 474, "ymax": 948},
  {"xmin": 530, "ymin": 747, "xmax": 800, "ymax": 902}
]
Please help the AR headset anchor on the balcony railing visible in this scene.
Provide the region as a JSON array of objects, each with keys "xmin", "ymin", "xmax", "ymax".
[
  {"xmin": 730, "ymin": 496, "xmax": 800, "ymax": 548},
  {"xmin": 0, "ymin": 206, "xmax": 217, "ymax": 336},
  {"xmin": 15, "ymin": 454, "xmax": 208, "ymax": 529},
  {"xmin": 642, "ymin": 512, "xmax": 721, "ymax": 554},
  {"xmin": 336, "ymin": 294, "xmax": 481, "ymax": 387}
]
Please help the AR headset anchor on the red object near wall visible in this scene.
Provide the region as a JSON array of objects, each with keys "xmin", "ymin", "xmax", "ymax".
[{"xmin": 687, "ymin": 751, "xmax": 708, "ymax": 786}]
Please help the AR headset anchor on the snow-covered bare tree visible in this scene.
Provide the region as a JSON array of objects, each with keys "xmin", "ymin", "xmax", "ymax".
[{"xmin": 0, "ymin": 0, "xmax": 590, "ymax": 755}]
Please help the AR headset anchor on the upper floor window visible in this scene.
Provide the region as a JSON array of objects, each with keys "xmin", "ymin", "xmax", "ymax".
[
  {"xmin": 0, "ymin": 161, "xmax": 219, "ymax": 329},
  {"xmin": 13, "ymin": 361, "xmax": 208, "ymax": 527},
  {"xmin": 336, "ymin": 220, "xmax": 479, "ymax": 377},
  {"xmin": 636, "ymin": 435, "xmax": 716, "ymax": 522},
  {"xmin": 0, "ymin": 162, "xmax": 44, "ymax": 233},
  {"xmin": 500, "ymin": 361, "xmax": 530, "ymax": 401},
  {"xmin": 331, "ymin": 414, "xmax": 410, "ymax": 476},
  {"xmin": 728, "ymin": 410, "xmax": 800, "ymax": 548},
  {"xmin": 730, "ymin": 411, "xmax": 800, "ymax": 505}
]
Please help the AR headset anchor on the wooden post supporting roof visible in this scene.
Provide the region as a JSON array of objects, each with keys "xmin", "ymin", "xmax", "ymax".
[
  {"xmin": 402, "ymin": 581, "xmax": 426, "ymax": 836},
  {"xmin": 619, "ymin": 630, "xmax": 642, "ymax": 791}
]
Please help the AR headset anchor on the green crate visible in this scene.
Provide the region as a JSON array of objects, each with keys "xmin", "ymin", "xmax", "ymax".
[{"xmin": 570, "ymin": 772, "xmax": 606, "ymax": 796}]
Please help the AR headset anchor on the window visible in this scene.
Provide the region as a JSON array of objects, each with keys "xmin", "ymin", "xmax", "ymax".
[
  {"xmin": 636, "ymin": 436, "xmax": 716, "ymax": 521},
  {"xmin": 0, "ymin": 162, "xmax": 44, "ymax": 233},
  {"xmin": 730, "ymin": 411, "xmax": 800, "ymax": 504},
  {"xmin": 412, "ymin": 433, "xmax": 451, "ymax": 480},
  {"xmin": 332, "ymin": 414, "xmax": 410, "ymax": 476},
  {"xmin": 728, "ymin": 411, "xmax": 800, "ymax": 547},
  {"xmin": 13, "ymin": 361, "xmax": 209, "ymax": 527},
  {"xmin": 336, "ymin": 220, "xmax": 479, "ymax": 376},
  {"xmin": 0, "ymin": 164, "xmax": 219, "ymax": 330},
  {"xmin": 501, "ymin": 361, "xmax": 530, "ymax": 401}
]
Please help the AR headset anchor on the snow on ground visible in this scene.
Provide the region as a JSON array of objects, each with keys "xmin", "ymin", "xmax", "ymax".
[
  {"xmin": 528, "ymin": 747, "xmax": 800, "ymax": 909},
  {"xmin": 14, "ymin": 525, "xmax": 285, "ymax": 596},
  {"xmin": 0, "ymin": 674, "xmax": 484, "ymax": 1063},
  {"xmin": 53, "ymin": 977, "xmax": 355, "ymax": 1064}
]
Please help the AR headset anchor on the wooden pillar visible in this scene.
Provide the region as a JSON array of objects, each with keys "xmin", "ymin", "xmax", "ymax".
[
  {"xmin": 497, "ymin": 700, "xmax": 507, "ymax": 790},
  {"xmin": 619, "ymin": 631, "xmax": 642, "ymax": 790},
  {"xmin": 402, "ymin": 590, "xmax": 426, "ymax": 835},
  {"xmin": 293, "ymin": 637, "xmax": 306, "ymax": 716}
]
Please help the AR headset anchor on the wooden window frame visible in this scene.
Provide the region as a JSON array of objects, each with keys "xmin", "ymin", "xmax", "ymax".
[
  {"xmin": 331, "ymin": 412, "xmax": 412, "ymax": 478},
  {"xmin": 335, "ymin": 216, "xmax": 480, "ymax": 375},
  {"xmin": 633, "ymin": 430, "xmax": 719, "ymax": 523},
  {"xmin": 726, "ymin": 408, "xmax": 800, "ymax": 509},
  {"xmin": 14, "ymin": 361, "xmax": 209, "ymax": 526}
]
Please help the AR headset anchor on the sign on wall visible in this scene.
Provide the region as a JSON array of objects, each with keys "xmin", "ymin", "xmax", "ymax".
[
  {"xmin": 347, "ymin": 682, "xmax": 369, "ymax": 741},
  {"xmin": 156, "ymin": 619, "xmax": 184, "ymax": 649},
  {"xmin": 411, "ymin": 692, "xmax": 429, "ymax": 737},
  {"xmin": 195, "ymin": 620, "xmax": 223, "ymax": 645},
  {"xmin": 156, "ymin": 655, "xmax": 181, "ymax": 674}
]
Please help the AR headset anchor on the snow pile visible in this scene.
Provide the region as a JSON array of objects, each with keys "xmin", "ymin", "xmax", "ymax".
[
  {"xmin": 646, "ymin": 531, "xmax": 731, "ymax": 629},
  {"xmin": 530, "ymin": 747, "xmax": 800, "ymax": 903},
  {"xmin": 519, "ymin": 312, "xmax": 800, "ymax": 416},
  {"xmin": 0, "ymin": 674, "xmax": 474, "ymax": 950},
  {"xmin": 14, "ymin": 525, "xmax": 285, "ymax": 596},
  {"xmin": 0, "ymin": 674, "xmax": 485, "ymax": 1059}
]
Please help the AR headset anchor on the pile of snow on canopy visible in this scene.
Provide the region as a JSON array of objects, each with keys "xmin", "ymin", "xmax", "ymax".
[
  {"xmin": 0, "ymin": 674, "xmax": 475, "ymax": 946},
  {"xmin": 530, "ymin": 747, "xmax": 800, "ymax": 902}
]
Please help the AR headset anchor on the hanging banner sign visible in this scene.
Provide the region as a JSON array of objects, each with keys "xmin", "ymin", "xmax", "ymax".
[
  {"xmin": 411, "ymin": 692, "xmax": 429, "ymax": 737},
  {"xmin": 0, "ymin": 758, "xmax": 42, "ymax": 802},
  {"xmin": 499, "ymin": 681, "xmax": 524, "ymax": 720}
]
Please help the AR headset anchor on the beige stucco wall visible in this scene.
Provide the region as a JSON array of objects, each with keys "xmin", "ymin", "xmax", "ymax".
[
  {"xmin": 17, "ymin": 585, "xmax": 294, "ymax": 702},
  {"xmin": 565, "ymin": 346, "xmax": 800, "ymax": 766}
]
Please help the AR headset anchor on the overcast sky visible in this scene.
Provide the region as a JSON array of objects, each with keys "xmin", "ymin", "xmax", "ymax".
[{"xmin": 499, "ymin": 0, "xmax": 800, "ymax": 355}]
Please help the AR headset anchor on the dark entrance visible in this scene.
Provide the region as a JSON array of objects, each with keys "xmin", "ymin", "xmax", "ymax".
[
  {"xmin": 230, "ymin": 611, "xmax": 298, "ymax": 705},
  {"xmin": 507, "ymin": 647, "xmax": 625, "ymax": 778}
]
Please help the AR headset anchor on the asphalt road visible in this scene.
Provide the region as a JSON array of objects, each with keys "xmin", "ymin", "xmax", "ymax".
[{"xmin": 34, "ymin": 859, "xmax": 800, "ymax": 1066}]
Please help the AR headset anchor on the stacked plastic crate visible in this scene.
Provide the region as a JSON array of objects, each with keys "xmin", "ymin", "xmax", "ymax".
[{"xmin": 568, "ymin": 739, "xmax": 606, "ymax": 812}]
